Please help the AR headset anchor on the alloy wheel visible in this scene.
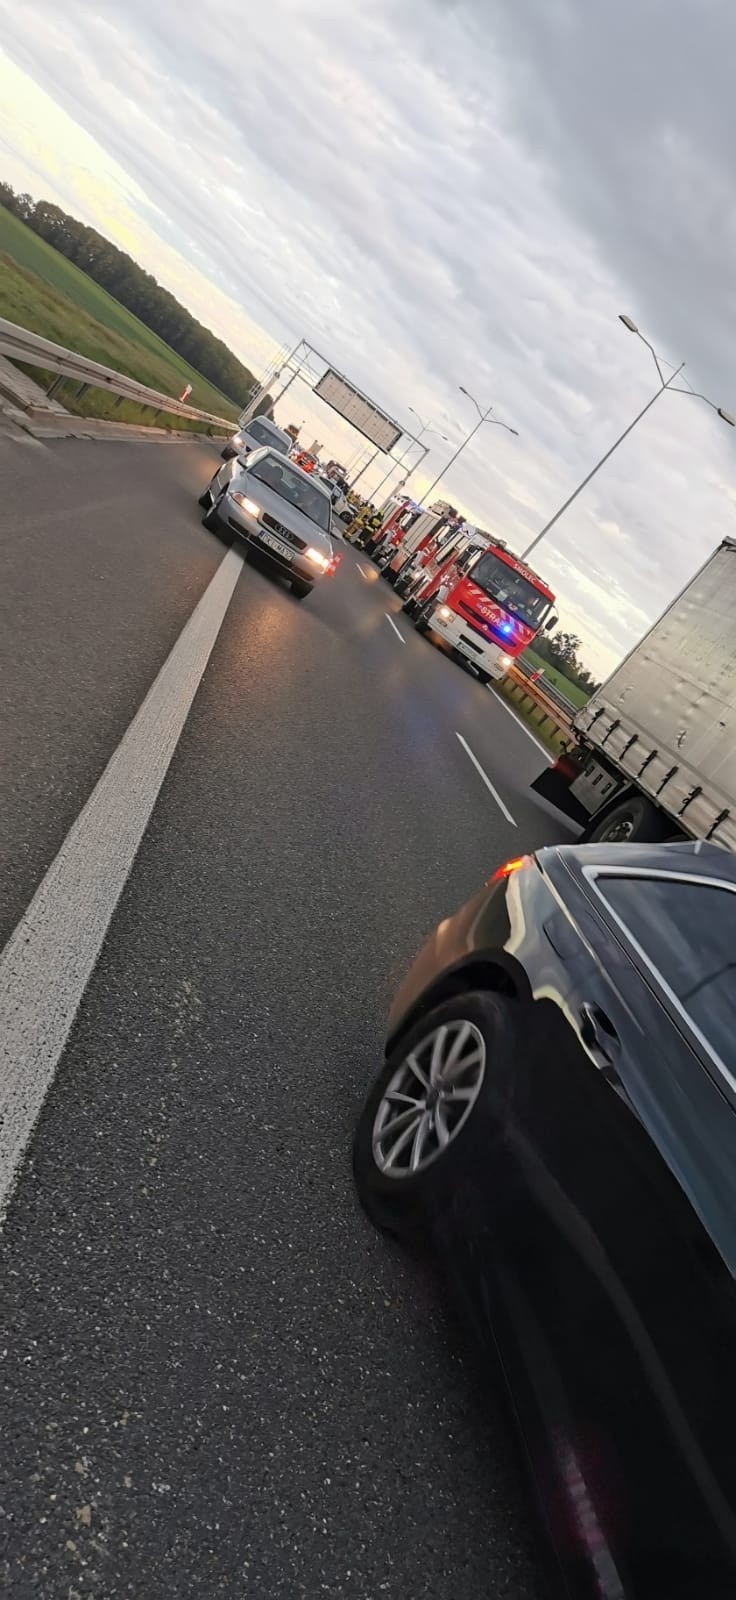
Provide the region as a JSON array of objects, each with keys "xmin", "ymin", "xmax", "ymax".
[{"xmin": 372, "ymin": 1020, "xmax": 485, "ymax": 1179}]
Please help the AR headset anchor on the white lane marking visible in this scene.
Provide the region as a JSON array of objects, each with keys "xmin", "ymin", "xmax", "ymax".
[
  {"xmin": 490, "ymin": 689, "xmax": 553, "ymax": 762},
  {"xmin": 384, "ymin": 612, "xmax": 406, "ymax": 644},
  {"xmin": 0, "ymin": 546, "xmax": 244, "ymax": 1222},
  {"xmin": 357, "ymin": 563, "xmax": 373, "ymax": 580},
  {"xmin": 455, "ymin": 732, "xmax": 517, "ymax": 826}
]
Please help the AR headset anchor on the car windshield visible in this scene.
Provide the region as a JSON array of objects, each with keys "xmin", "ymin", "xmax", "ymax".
[
  {"xmin": 246, "ymin": 419, "xmax": 288, "ymax": 452},
  {"xmin": 470, "ymin": 550, "xmax": 551, "ymax": 627},
  {"xmin": 249, "ymin": 456, "xmax": 331, "ymax": 531}
]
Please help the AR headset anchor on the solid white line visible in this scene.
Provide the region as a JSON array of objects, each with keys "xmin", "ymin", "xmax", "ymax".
[
  {"xmin": 490, "ymin": 688, "xmax": 552, "ymax": 762},
  {"xmin": 384, "ymin": 612, "xmax": 405, "ymax": 644},
  {"xmin": 0, "ymin": 546, "xmax": 244, "ymax": 1221},
  {"xmin": 455, "ymin": 732, "xmax": 517, "ymax": 826},
  {"xmin": 357, "ymin": 563, "xmax": 373, "ymax": 580}
]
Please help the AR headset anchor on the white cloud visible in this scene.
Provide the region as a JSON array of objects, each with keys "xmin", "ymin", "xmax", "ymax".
[{"xmin": 1, "ymin": 0, "xmax": 735, "ymax": 679}]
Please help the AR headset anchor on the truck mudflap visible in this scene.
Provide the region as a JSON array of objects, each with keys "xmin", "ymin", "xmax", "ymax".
[{"xmin": 531, "ymin": 753, "xmax": 590, "ymax": 825}]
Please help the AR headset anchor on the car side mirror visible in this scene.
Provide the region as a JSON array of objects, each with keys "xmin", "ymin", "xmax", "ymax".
[{"xmin": 545, "ymin": 614, "xmax": 558, "ymax": 631}]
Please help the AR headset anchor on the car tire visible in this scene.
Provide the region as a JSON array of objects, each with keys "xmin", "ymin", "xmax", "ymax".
[
  {"xmin": 291, "ymin": 578, "xmax": 313, "ymax": 599},
  {"xmin": 353, "ymin": 991, "xmax": 515, "ymax": 1243},
  {"xmin": 202, "ymin": 491, "xmax": 225, "ymax": 532},
  {"xmin": 585, "ymin": 793, "xmax": 669, "ymax": 844},
  {"xmin": 197, "ymin": 484, "xmax": 214, "ymax": 507}
]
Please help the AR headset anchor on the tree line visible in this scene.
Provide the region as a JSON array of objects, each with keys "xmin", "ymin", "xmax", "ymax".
[
  {"xmin": 1, "ymin": 182, "xmax": 256, "ymax": 405},
  {"xmin": 531, "ymin": 628, "xmax": 600, "ymax": 696}
]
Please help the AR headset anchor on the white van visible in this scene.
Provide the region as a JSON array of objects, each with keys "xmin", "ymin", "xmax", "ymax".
[{"xmin": 221, "ymin": 414, "xmax": 292, "ymax": 461}]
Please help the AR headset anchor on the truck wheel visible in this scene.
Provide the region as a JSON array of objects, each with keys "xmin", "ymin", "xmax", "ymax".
[
  {"xmin": 585, "ymin": 794, "xmax": 669, "ymax": 844},
  {"xmin": 414, "ymin": 599, "xmax": 435, "ymax": 636}
]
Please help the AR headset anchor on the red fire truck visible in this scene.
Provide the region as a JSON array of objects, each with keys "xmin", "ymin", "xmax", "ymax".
[
  {"xmin": 375, "ymin": 501, "xmax": 459, "ymax": 575},
  {"xmin": 358, "ymin": 496, "xmax": 419, "ymax": 556},
  {"xmin": 407, "ymin": 535, "xmax": 557, "ymax": 682},
  {"xmin": 396, "ymin": 518, "xmax": 484, "ymax": 600}
]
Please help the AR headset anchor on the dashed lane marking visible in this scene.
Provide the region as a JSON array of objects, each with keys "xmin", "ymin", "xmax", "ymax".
[{"xmin": 455, "ymin": 732, "xmax": 517, "ymax": 826}]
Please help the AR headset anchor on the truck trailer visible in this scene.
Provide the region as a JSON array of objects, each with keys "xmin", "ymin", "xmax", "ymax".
[{"xmin": 532, "ymin": 538, "xmax": 736, "ymax": 852}]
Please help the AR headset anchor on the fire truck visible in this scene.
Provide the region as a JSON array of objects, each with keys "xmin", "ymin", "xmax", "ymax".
[
  {"xmin": 357, "ymin": 495, "xmax": 419, "ymax": 555},
  {"xmin": 396, "ymin": 518, "xmax": 488, "ymax": 600},
  {"xmin": 372, "ymin": 500, "xmax": 459, "ymax": 570},
  {"xmin": 405, "ymin": 534, "xmax": 557, "ymax": 683}
]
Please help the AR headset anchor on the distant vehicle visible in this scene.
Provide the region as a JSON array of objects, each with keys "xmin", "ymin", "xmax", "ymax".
[
  {"xmin": 533, "ymin": 537, "xmax": 736, "ymax": 851},
  {"xmin": 354, "ymin": 838, "xmax": 736, "ymax": 1600},
  {"xmin": 411, "ymin": 537, "xmax": 556, "ymax": 684},
  {"xmin": 221, "ymin": 415, "xmax": 292, "ymax": 461},
  {"xmin": 291, "ymin": 449, "xmax": 318, "ymax": 473},
  {"xmin": 316, "ymin": 475, "xmax": 352, "ymax": 528},
  {"xmin": 198, "ymin": 446, "xmax": 334, "ymax": 599},
  {"xmin": 317, "ymin": 474, "xmax": 341, "ymax": 502}
]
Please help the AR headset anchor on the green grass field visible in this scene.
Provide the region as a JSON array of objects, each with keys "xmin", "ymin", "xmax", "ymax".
[
  {"xmin": 0, "ymin": 206, "xmax": 239, "ymax": 428},
  {"xmin": 520, "ymin": 645, "xmax": 592, "ymax": 707}
]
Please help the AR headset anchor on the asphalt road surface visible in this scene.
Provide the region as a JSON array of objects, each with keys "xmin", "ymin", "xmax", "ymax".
[{"xmin": 0, "ymin": 429, "xmax": 575, "ymax": 1599}]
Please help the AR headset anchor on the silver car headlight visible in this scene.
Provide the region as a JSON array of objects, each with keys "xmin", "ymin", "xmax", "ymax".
[
  {"xmin": 231, "ymin": 493, "xmax": 261, "ymax": 517},
  {"xmin": 306, "ymin": 546, "xmax": 330, "ymax": 571}
]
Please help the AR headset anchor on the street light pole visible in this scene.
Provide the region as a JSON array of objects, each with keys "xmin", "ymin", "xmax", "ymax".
[
  {"xmin": 349, "ymin": 446, "xmax": 382, "ymax": 490},
  {"xmin": 370, "ymin": 408, "xmax": 448, "ymax": 502},
  {"xmin": 520, "ymin": 316, "xmax": 735, "ymax": 562},
  {"xmin": 420, "ymin": 385, "xmax": 518, "ymax": 505}
]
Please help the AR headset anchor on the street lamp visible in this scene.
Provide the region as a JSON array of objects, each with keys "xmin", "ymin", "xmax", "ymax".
[
  {"xmin": 419, "ymin": 385, "xmax": 518, "ymax": 505},
  {"xmin": 520, "ymin": 316, "xmax": 735, "ymax": 561},
  {"xmin": 369, "ymin": 409, "xmax": 449, "ymax": 502},
  {"xmin": 408, "ymin": 406, "xmax": 449, "ymax": 446}
]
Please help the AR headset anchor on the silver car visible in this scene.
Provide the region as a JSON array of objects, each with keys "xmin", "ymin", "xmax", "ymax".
[
  {"xmin": 220, "ymin": 415, "xmax": 292, "ymax": 461},
  {"xmin": 198, "ymin": 447, "xmax": 334, "ymax": 599}
]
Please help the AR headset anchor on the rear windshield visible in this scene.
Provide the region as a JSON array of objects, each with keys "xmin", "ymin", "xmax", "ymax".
[
  {"xmin": 247, "ymin": 418, "xmax": 289, "ymax": 453},
  {"xmin": 471, "ymin": 550, "xmax": 551, "ymax": 627},
  {"xmin": 250, "ymin": 456, "xmax": 331, "ymax": 531}
]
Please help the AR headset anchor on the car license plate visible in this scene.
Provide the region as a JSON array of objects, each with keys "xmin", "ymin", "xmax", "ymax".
[
  {"xmin": 456, "ymin": 637, "xmax": 479, "ymax": 660},
  {"xmin": 259, "ymin": 530, "xmax": 292, "ymax": 561}
]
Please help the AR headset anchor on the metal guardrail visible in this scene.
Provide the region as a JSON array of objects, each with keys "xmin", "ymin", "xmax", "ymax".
[
  {"xmin": 513, "ymin": 657, "xmax": 580, "ymax": 716},
  {"xmin": 0, "ymin": 315, "xmax": 236, "ymax": 431},
  {"xmin": 501, "ymin": 660, "xmax": 576, "ymax": 744}
]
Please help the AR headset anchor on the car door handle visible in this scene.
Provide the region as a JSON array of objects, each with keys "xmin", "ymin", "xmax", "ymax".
[{"xmin": 579, "ymin": 1002, "xmax": 620, "ymax": 1068}]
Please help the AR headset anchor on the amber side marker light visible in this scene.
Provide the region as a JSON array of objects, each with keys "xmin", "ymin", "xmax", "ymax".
[{"xmin": 486, "ymin": 855, "xmax": 531, "ymax": 887}]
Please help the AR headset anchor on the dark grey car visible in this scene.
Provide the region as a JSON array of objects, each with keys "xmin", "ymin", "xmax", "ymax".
[
  {"xmin": 199, "ymin": 447, "xmax": 334, "ymax": 599},
  {"xmin": 354, "ymin": 839, "xmax": 736, "ymax": 1600}
]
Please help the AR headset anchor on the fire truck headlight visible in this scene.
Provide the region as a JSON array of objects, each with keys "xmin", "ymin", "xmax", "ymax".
[
  {"xmin": 499, "ymin": 653, "xmax": 513, "ymax": 669},
  {"xmin": 438, "ymin": 605, "xmax": 452, "ymax": 621}
]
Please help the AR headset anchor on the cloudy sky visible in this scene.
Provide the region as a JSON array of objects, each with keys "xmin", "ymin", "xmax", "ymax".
[{"xmin": 1, "ymin": 0, "xmax": 735, "ymax": 676}]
